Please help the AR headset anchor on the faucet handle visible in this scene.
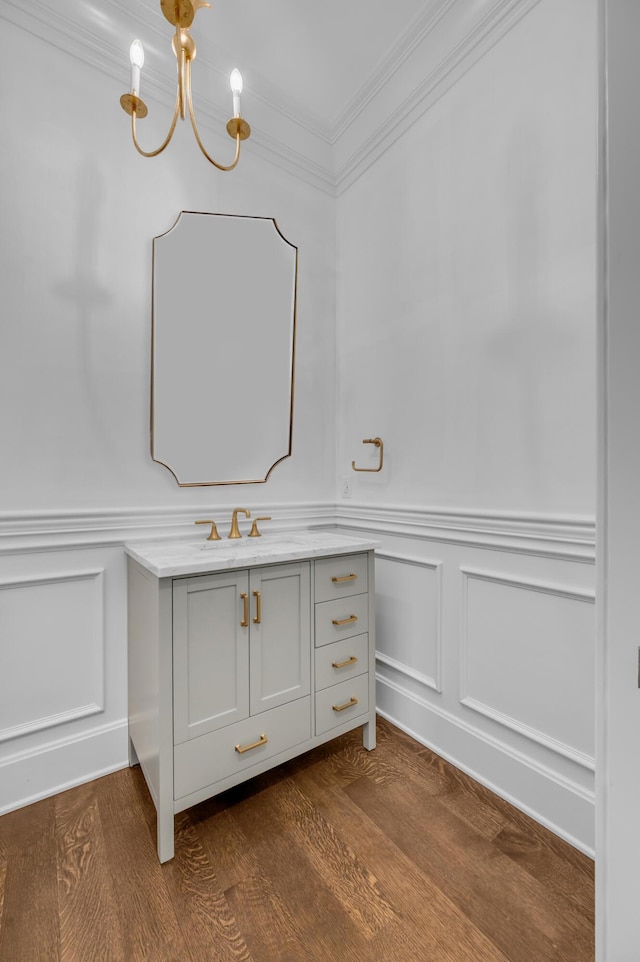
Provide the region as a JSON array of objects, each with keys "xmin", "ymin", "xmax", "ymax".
[
  {"xmin": 248, "ymin": 516, "xmax": 272, "ymax": 538},
  {"xmin": 195, "ymin": 519, "xmax": 221, "ymax": 541}
]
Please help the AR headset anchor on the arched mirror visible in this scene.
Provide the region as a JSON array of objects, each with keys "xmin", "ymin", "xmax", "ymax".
[{"xmin": 151, "ymin": 212, "xmax": 297, "ymax": 485}]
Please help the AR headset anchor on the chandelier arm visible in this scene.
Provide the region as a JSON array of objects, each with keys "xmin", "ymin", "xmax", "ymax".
[
  {"xmin": 177, "ymin": 30, "xmax": 186, "ymax": 120},
  {"xmin": 186, "ymin": 60, "xmax": 242, "ymax": 171},
  {"xmin": 131, "ymin": 92, "xmax": 181, "ymax": 158}
]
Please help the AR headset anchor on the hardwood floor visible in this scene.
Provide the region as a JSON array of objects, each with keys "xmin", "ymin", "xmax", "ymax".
[{"xmin": 0, "ymin": 718, "xmax": 594, "ymax": 961}]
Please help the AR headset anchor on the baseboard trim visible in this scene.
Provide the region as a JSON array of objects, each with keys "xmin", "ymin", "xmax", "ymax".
[
  {"xmin": 376, "ymin": 673, "xmax": 595, "ymax": 856},
  {"xmin": 0, "ymin": 718, "xmax": 129, "ymax": 815}
]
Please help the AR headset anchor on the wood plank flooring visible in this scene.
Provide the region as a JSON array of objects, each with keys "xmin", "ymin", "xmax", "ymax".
[{"xmin": 0, "ymin": 718, "xmax": 594, "ymax": 961}]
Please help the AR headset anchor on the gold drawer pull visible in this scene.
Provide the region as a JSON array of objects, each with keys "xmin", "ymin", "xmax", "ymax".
[
  {"xmin": 332, "ymin": 656, "xmax": 358, "ymax": 669},
  {"xmin": 332, "ymin": 615, "xmax": 358, "ymax": 627},
  {"xmin": 333, "ymin": 697, "xmax": 358, "ymax": 713},
  {"xmin": 240, "ymin": 592, "xmax": 249, "ymax": 628},
  {"xmin": 331, "ymin": 573, "xmax": 357, "ymax": 583},
  {"xmin": 235, "ymin": 733, "xmax": 268, "ymax": 754}
]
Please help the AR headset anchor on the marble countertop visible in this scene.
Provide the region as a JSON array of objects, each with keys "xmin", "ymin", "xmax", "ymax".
[{"xmin": 125, "ymin": 529, "xmax": 380, "ymax": 578}]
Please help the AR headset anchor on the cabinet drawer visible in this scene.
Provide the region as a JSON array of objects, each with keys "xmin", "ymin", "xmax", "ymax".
[
  {"xmin": 315, "ymin": 593, "xmax": 369, "ymax": 648},
  {"xmin": 315, "ymin": 673, "xmax": 369, "ymax": 736},
  {"xmin": 315, "ymin": 633, "xmax": 369, "ymax": 691},
  {"xmin": 174, "ymin": 696, "xmax": 311, "ymax": 800},
  {"xmin": 314, "ymin": 553, "xmax": 368, "ymax": 603}
]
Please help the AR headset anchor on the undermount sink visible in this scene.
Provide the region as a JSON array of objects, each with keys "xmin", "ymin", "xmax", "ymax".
[{"xmin": 200, "ymin": 535, "xmax": 308, "ymax": 552}]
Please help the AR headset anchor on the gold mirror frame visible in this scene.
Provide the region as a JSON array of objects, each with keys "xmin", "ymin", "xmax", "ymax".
[{"xmin": 151, "ymin": 211, "xmax": 298, "ymax": 485}]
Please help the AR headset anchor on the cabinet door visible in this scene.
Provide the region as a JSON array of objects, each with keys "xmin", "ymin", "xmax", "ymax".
[
  {"xmin": 173, "ymin": 571, "xmax": 250, "ymax": 744},
  {"xmin": 249, "ymin": 562, "xmax": 310, "ymax": 715}
]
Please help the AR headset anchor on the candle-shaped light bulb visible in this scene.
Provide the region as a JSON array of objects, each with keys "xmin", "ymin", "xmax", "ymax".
[
  {"xmin": 230, "ymin": 68, "xmax": 243, "ymax": 118},
  {"xmin": 129, "ymin": 39, "xmax": 145, "ymax": 96}
]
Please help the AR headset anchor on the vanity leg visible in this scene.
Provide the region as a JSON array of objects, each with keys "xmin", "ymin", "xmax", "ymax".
[
  {"xmin": 362, "ymin": 716, "xmax": 377, "ymax": 751},
  {"xmin": 157, "ymin": 809, "xmax": 175, "ymax": 864}
]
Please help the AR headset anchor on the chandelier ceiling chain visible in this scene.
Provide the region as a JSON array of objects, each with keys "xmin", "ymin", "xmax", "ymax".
[{"xmin": 119, "ymin": 0, "xmax": 251, "ymax": 170}]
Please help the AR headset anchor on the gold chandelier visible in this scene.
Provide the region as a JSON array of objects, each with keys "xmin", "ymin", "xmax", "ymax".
[{"xmin": 119, "ymin": 0, "xmax": 251, "ymax": 170}]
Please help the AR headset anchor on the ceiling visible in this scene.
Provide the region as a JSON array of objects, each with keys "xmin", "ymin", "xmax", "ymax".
[{"xmin": 206, "ymin": 0, "xmax": 429, "ymax": 129}]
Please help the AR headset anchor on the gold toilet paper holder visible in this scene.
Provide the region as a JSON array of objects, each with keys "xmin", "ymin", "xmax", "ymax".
[{"xmin": 352, "ymin": 437, "xmax": 384, "ymax": 473}]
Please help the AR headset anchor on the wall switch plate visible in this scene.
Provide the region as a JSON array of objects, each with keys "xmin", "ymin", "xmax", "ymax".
[{"xmin": 341, "ymin": 476, "xmax": 352, "ymax": 498}]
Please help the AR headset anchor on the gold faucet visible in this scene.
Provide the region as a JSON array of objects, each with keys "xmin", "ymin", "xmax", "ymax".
[{"xmin": 228, "ymin": 508, "xmax": 250, "ymax": 539}]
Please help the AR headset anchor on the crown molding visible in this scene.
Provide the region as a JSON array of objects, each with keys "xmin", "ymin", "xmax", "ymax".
[
  {"xmin": 330, "ymin": 0, "xmax": 457, "ymax": 141},
  {"xmin": 334, "ymin": 0, "xmax": 545, "ymax": 193}
]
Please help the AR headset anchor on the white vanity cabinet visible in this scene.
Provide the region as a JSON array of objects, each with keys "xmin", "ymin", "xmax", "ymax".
[
  {"xmin": 171, "ymin": 562, "xmax": 312, "ymax": 803},
  {"xmin": 126, "ymin": 532, "xmax": 378, "ymax": 863},
  {"xmin": 172, "ymin": 562, "xmax": 311, "ymax": 742}
]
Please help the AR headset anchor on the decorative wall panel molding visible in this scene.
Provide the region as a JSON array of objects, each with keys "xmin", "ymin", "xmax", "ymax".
[
  {"xmin": 0, "ymin": 704, "xmax": 104, "ymax": 746},
  {"xmin": 459, "ymin": 567, "xmax": 595, "ymax": 768},
  {"xmin": 0, "ymin": 570, "xmax": 105, "ymax": 743},
  {"xmin": 460, "ymin": 697, "xmax": 595, "ymax": 771},
  {"xmin": 375, "ymin": 551, "xmax": 443, "ymax": 692}
]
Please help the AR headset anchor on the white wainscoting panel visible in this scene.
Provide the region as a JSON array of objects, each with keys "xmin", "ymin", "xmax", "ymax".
[
  {"xmin": 375, "ymin": 551, "xmax": 443, "ymax": 692},
  {"xmin": 459, "ymin": 568, "xmax": 595, "ymax": 768},
  {"xmin": 0, "ymin": 570, "xmax": 105, "ymax": 742},
  {"xmin": 335, "ymin": 515, "xmax": 596, "ymax": 854},
  {"xmin": 0, "ymin": 544, "xmax": 128, "ymax": 815}
]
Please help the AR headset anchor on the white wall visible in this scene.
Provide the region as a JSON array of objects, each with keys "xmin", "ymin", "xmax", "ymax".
[
  {"xmin": 336, "ymin": 0, "xmax": 598, "ymax": 852},
  {"xmin": 0, "ymin": 18, "xmax": 337, "ymax": 812},
  {"xmin": 0, "ymin": 21, "xmax": 337, "ymax": 514},
  {"xmin": 337, "ymin": 0, "xmax": 596, "ymax": 515}
]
